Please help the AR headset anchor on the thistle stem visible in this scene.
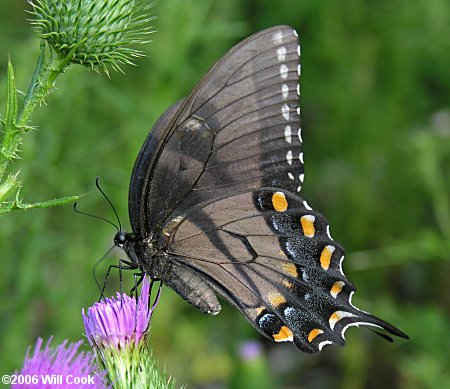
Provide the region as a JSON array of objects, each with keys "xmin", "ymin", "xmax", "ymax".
[
  {"xmin": 0, "ymin": 0, "xmax": 153, "ymax": 213},
  {"xmin": 0, "ymin": 43, "xmax": 72, "ymax": 181},
  {"xmin": 17, "ymin": 44, "xmax": 69, "ymax": 126}
]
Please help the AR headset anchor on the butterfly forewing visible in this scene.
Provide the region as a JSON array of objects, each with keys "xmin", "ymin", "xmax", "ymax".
[
  {"xmin": 127, "ymin": 25, "xmax": 408, "ymax": 353},
  {"xmin": 128, "ymin": 99, "xmax": 185, "ymax": 237},
  {"xmin": 130, "ymin": 26, "xmax": 302, "ymax": 232}
]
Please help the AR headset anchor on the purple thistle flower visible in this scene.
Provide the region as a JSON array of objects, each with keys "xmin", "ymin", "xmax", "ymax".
[
  {"xmin": 14, "ymin": 337, "xmax": 104, "ymax": 388},
  {"xmin": 82, "ymin": 276, "xmax": 159, "ymax": 350},
  {"xmin": 82, "ymin": 277, "xmax": 169, "ymax": 388}
]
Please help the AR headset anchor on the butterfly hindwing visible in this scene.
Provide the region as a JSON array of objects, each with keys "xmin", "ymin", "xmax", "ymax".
[
  {"xmin": 163, "ymin": 189, "xmax": 406, "ymax": 352},
  {"xmin": 162, "ymin": 191, "xmax": 353, "ymax": 352}
]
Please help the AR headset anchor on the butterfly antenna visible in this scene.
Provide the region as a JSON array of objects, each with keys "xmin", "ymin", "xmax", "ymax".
[
  {"xmin": 73, "ymin": 202, "xmax": 120, "ymax": 233},
  {"xmin": 96, "ymin": 177, "xmax": 122, "ymax": 232}
]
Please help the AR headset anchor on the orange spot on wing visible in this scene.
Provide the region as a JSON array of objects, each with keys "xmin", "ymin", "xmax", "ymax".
[
  {"xmin": 330, "ymin": 281, "xmax": 345, "ymax": 298},
  {"xmin": 273, "ymin": 326, "xmax": 294, "ymax": 342},
  {"xmin": 329, "ymin": 312, "xmax": 341, "ymax": 323},
  {"xmin": 272, "ymin": 192, "xmax": 288, "ymax": 212},
  {"xmin": 320, "ymin": 245, "xmax": 335, "ymax": 270},
  {"xmin": 282, "ymin": 280, "xmax": 293, "ymax": 289},
  {"xmin": 307, "ymin": 328, "xmax": 323, "ymax": 342},
  {"xmin": 300, "ymin": 215, "xmax": 315, "ymax": 237},
  {"xmin": 268, "ymin": 291, "xmax": 286, "ymax": 307},
  {"xmin": 329, "ymin": 310, "xmax": 355, "ymax": 330},
  {"xmin": 282, "ymin": 263, "xmax": 298, "ymax": 277},
  {"xmin": 255, "ymin": 306, "xmax": 265, "ymax": 316}
]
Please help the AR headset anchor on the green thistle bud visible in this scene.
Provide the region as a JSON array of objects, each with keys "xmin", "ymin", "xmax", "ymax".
[{"xmin": 28, "ymin": 0, "xmax": 155, "ymax": 72}]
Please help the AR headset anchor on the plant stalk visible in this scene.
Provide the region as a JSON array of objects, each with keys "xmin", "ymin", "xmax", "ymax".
[{"xmin": 0, "ymin": 43, "xmax": 72, "ymax": 181}]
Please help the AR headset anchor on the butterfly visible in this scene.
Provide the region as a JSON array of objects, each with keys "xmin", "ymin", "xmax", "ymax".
[{"xmin": 114, "ymin": 25, "xmax": 408, "ymax": 353}]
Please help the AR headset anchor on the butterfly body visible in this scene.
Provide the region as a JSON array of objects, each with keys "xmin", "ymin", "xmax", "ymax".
[{"xmin": 116, "ymin": 25, "xmax": 408, "ymax": 353}]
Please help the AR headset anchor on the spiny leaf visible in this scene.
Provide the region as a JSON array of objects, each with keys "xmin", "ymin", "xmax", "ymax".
[
  {"xmin": 0, "ymin": 193, "xmax": 84, "ymax": 215},
  {"xmin": 4, "ymin": 58, "xmax": 18, "ymax": 130},
  {"xmin": 0, "ymin": 171, "xmax": 20, "ymax": 203}
]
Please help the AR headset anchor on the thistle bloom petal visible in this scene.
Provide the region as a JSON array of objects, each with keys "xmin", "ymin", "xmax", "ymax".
[
  {"xmin": 14, "ymin": 337, "xmax": 104, "ymax": 388},
  {"xmin": 83, "ymin": 276, "xmax": 156, "ymax": 349},
  {"xmin": 82, "ymin": 277, "xmax": 168, "ymax": 387}
]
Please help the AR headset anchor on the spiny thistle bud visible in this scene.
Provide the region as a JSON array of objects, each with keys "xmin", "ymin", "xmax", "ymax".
[{"xmin": 28, "ymin": 0, "xmax": 155, "ymax": 73}]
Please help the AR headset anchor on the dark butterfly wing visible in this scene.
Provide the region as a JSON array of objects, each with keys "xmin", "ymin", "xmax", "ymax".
[
  {"xmin": 128, "ymin": 25, "xmax": 407, "ymax": 352},
  {"xmin": 129, "ymin": 26, "xmax": 303, "ymax": 235},
  {"xmin": 164, "ymin": 190, "xmax": 407, "ymax": 353},
  {"xmin": 128, "ymin": 99, "xmax": 184, "ymax": 238}
]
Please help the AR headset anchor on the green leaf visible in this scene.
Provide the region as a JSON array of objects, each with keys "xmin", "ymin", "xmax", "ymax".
[
  {"xmin": 4, "ymin": 58, "xmax": 18, "ymax": 129},
  {"xmin": 0, "ymin": 171, "xmax": 20, "ymax": 203},
  {"xmin": 0, "ymin": 193, "xmax": 84, "ymax": 215},
  {"xmin": 0, "ymin": 58, "xmax": 20, "ymax": 178}
]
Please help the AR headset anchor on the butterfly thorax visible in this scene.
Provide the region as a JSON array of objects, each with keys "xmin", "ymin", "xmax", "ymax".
[{"xmin": 119, "ymin": 232, "xmax": 169, "ymax": 279}]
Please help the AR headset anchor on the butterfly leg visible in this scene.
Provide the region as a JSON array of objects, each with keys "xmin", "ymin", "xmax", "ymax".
[
  {"xmin": 131, "ymin": 277, "xmax": 163, "ymax": 333},
  {"xmin": 130, "ymin": 272, "xmax": 145, "ymax": 298},
  {"xmin": 145, "ymin": 280, "xmax": 163, "ymax": 332},
  {"xmin": 98, "ymin": 258, "xmax": 137, "ymax": 301}
]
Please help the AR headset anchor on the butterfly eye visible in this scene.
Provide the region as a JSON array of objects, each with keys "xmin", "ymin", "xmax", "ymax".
[{"xmin": 114, "ymin": 232, "xmax": 127, "ymax": 246}]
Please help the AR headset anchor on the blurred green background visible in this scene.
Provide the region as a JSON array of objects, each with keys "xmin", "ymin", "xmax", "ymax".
[{"xmin": 1, "ymin": 0, "xmax": 449, "ymax": 388}]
